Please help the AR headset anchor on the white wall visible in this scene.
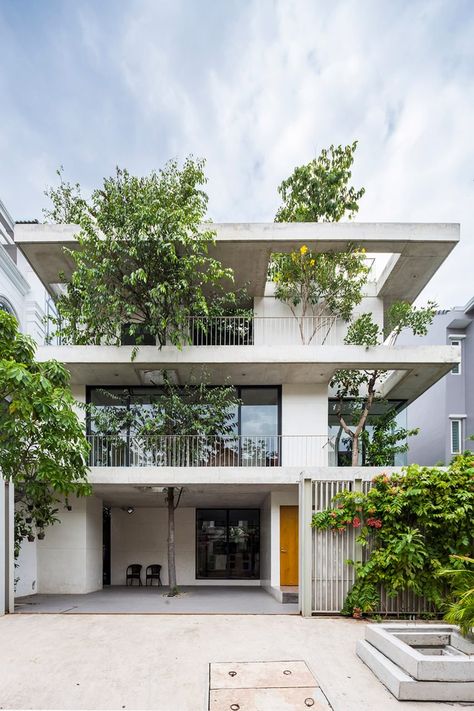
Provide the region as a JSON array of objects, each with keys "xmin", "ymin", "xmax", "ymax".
[
  {"xmin": 15, "ymin": 538, "xmax": 37, "ymax": 597},
  {"xmin": 281, "ymin": 383, "xmax": 328, "ymax": 465},
  {"xmin": 37, "ymin": 495, "xmax": 102, "ymax": 594},
  {"xmin": 259, "ymin": 494, "xmax": 272, "ymax": 589},
  {"xmin": 253, "ymin": 282, "xmax": 383, "ymax": 346},
  {"xmin": 111, "ymin": 507, "xmax": 196, "ymax": 586},
  {"xmin": 269, "ymin": 489, "xmax": 299, "ymax": 588},
  {"xmin": 111, "ymin": 505, "xmax": 269, "ymax": 587}
]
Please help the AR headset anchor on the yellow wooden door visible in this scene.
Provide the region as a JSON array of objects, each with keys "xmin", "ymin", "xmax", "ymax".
[{"xmin": 280, "ymin": 506, "xmax": 299, "ymax": 586}]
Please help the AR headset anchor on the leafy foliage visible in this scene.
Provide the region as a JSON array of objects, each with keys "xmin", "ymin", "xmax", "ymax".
[
  {"xmin": 331, "ymin": 301, "xmax": 436, "ymax": 465},
  {"xmin": 89, "ymin": 372, "xmax": 239, "ymax": 440},
  {"xmin": 275, "ymin": 142, "xmax": 365, "ymax": 222},
  {"xmin": 360, "ymin": 410, "xmax": 419, "ymax": 466},
  {"xmin": 312, "ymin": 454, "xmax": 474, "ymax": 617},
  {"xmin": 441, "ymin": 555, "xmax": 474, "ymax": 637},
  {"xmin": 0, "ymin": 311, "xmax": 90, "ymax": 555},
  {"xmin": 270, "ymin": 244, "xmax": 370, "ymax": 343},
  {"xmin": 44, "ymin": 158, "xmax": 234, "ymax": 348}
]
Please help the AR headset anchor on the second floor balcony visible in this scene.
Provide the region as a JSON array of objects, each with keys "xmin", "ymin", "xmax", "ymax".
[
  {"xmin": 87, "ymin": 434, "xmax": 332, "ymax": 468},
  {"xmin": 46, "ymin": 315, "xmax": 339, "ymax": 347}
]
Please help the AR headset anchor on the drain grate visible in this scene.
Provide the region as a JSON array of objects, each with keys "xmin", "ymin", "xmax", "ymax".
[{"xmin": 208, "ymin": 661, "xmax": 332, "ymax": 710}]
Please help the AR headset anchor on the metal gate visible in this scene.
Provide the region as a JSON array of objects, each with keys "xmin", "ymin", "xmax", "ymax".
[{"xmin": 302, "ymin": 473, "xmax": 435, "ymax": 616}]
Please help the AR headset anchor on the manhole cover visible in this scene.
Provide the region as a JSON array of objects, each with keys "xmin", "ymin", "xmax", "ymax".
[{"xmin": 209, "ymin": 661, "xmax": 333, "ymax": 710}]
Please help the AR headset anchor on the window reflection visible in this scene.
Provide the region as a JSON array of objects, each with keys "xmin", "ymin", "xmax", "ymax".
[{"xmin": 196, "ymin": 509, "xmax": 260, "ymax": 579}]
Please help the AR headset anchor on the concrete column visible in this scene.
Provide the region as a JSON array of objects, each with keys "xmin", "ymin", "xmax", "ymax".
[
  {"xmin": 1, "ymin": 477, "xmax": 15, "ymax": 614},
  {"xmin": 299, "ymin": 475, "xmax": 313, "ymax": 617}
]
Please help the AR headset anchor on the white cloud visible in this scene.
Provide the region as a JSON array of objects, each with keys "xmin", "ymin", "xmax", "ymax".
[{"xmin": 0, "ymin": 0, "xmax": 473, "ymax": 306}]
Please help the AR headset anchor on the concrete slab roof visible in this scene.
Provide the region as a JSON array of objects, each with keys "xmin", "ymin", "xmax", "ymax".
[
  {"xmin": 15, "ymin": 222, "xmax": 459, "ymax": 305},
  {"xmin": 36, "ymin": 343, "xmax": 459, "ymax": 404}
]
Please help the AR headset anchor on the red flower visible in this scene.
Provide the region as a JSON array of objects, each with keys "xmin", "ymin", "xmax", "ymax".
[{"xmin": 352, "ymin": 516, "xmax": 361, "ymax": 528}]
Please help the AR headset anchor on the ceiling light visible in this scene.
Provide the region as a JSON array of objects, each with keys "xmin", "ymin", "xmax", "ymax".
[{"xmin": 121, "ymin": 506, "xmax": 135, "ymax": 514}]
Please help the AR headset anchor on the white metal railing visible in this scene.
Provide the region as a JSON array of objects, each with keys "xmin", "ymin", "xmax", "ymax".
[
  {"xmin": 87, "ymin": 434, "xmax": 330, "ymax": 467},
  {"xmin": 189, "ymin": 316, "xmax": 338, "ymax": 346},
  {"xmin": 44, "ymin": 316, "xmax": 338, "ymax": 347}
]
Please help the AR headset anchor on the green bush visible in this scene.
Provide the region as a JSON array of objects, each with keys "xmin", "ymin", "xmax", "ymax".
[
  {"xmin": 312, "ymin": 454, "xmax": 474, "ymax": 617},
  {"xmin": 441, "ymin": 555, "xmax": 474, "ymax": 637}
]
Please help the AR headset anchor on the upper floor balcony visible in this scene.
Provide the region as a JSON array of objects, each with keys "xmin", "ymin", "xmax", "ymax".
[
  {"xmin": 87, "ymin": 433, "xmax": 333, "ymax": 468},
  {"xmin": 46, "ymin": 315, "xmax": 339, "ymax": 348}
]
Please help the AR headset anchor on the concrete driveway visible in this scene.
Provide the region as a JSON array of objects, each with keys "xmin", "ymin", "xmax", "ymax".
[
  {"xmin": 15, "ymin": 585, "xmax": 298, "ymax": 614},
  {"xmin": 0, "ymin": 613, "xmax": 471, "ymax": 711}
]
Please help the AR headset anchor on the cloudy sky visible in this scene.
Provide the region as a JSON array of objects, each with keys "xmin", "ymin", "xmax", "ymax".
[{"xmin": 0, "ymin": 0, "xmax": 473, "ymax": 307}]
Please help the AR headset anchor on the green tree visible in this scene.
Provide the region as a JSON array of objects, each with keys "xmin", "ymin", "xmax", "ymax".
[
  {"xmin": 275, "ymin": 142, "xmax": 365, "ymax": 223},
  {"xmin": 44, "ymin": 158, "xmax": 234, "ymax": 348},
  {"xmin": 331, "ymin": 301, "xmax": 436, "ymax": 466},
  {"xmin": 89, "ymin": 372, "xmax": 239, "ymax": 595},
  {"xmin": 271, "ymin": 244, "xmax": 370, "ymax": 343},
  {"xmin": 0, "ymin": 311, "xmax": 90, "ymax": 557},
  {"xmin": 360, "ymin": 410, "xmax": 419, "ymax": 466}
]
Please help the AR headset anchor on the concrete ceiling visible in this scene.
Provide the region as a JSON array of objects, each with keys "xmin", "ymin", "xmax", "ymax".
[
  {"xmin": 93, "ymin": 483, "xmax": 295, "ymax": 508},
  {"xmin": 36, "ymin": 342, "xmax": 459, "ymax": 403},
  {"xmin": 15, "ymin": 221, "xmax": 459, "ymax": 301}
]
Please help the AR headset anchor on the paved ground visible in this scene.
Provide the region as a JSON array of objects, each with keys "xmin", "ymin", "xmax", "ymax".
[
  {"xmin": 15, "ymin": 585, "xmax": 298, "ymax": 614},
  {"xmin": 0, "ymin": 614, "xmax": 472, "ymax": 711}
]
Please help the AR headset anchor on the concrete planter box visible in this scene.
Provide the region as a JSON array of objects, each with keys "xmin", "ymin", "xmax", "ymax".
[{"xmin": 357, "ymin": 623, "xmax": 474, "ymax": 702}]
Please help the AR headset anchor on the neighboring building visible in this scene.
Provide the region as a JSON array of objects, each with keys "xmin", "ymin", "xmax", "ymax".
[
  {"xmin": 0, "ymin": 199, "xmax": 51, "ymax": 599},
  {"xmin": 398, "ymin": 299, "xmax": 474, "ymax": 465},
  {"xmin": 7, "ymin": 221, "xmax": 460, "ymax": 607}
]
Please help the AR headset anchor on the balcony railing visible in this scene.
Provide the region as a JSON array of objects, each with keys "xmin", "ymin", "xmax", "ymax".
[
  {"xmin": 45, "ymin": 316, "xmax": 338, "ymax": 347},
  {"xmin": 87, "ymin": 434, "xmax": 332, "ymax": 468},
  {"xmin": 188, "ymin": 316, "xmax": 338, "ymax": 346}
]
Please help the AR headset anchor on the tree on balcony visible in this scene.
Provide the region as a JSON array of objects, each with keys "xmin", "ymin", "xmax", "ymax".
[
  {"xmin": 0, "ymin": 310, "xmax": 90, "ymax": 556},
  {"xmin": 272, "ymin": 142, "xmax": 369, "ymax": 344},
  {"xmin": 44, "ymin": 158, "xmax": 238, "ymax": 349},
  {"xmin": 331, "ymin": 303, "xmax": 436, "ymax": 466},
  {"xmin": 270, "ymin": 244, "xmax": 370, "ymax": 344}
]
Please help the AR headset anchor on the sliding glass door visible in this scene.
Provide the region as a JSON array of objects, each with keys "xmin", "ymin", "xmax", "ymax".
[{"xmin": 196, "ymin": 509, "xmax": 260, "ymax": 579}]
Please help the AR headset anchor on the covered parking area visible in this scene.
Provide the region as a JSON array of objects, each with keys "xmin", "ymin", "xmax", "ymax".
[{"xmin": 15, "ymin": 584, "xmax": 297, "ymax": 614}]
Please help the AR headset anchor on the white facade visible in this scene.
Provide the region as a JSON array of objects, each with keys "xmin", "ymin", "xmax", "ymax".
[
  {"xmin": 6, "ymin": 221, "xmax": 461, "ymax": 609},
  {"xmin": 0, "ymin": 201, "xmax": 52, "ymax": 603}
]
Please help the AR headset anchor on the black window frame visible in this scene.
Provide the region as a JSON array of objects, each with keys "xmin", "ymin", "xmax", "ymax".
[{"xmin": 195, "ymin": 507, "xmax": 260, "ymax": 580}]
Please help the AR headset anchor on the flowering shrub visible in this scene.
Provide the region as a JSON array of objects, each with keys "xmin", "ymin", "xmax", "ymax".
[{"xmin": 311, "ymin": 454, "xmax": 474, "ymax": 617}]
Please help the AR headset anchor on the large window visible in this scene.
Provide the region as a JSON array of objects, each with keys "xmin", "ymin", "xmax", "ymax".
[
  {"xmin": 328, "ymin": 399, "xmax": 408, "ymax": 466},
  {"xmin": 196, "ymin": 509, "xmax": 260, "ymax": 579},
  {"xmin": 87, "ymin": 385, "xmax": 280, "ymax": 466}
]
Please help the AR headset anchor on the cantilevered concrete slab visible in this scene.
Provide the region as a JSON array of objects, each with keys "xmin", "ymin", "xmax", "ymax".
[
  {"xmin": 35, "ymin": 342, "xmax": 459, "ymax": 403},
  {"xmin": 15, "ymin": 222, "xmax": 459, "ymax": 304}
]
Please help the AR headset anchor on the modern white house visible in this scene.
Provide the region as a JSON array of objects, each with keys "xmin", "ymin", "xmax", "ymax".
[{"xmin": 2, "ymin": 220, "xmax": 461, "ymax": 612}]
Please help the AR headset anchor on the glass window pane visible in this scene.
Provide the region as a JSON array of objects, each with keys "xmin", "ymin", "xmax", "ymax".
[
  {"xmin": 196, "ymin": 509, "xmax": 228, "ymax": 579},
  {"xmin": 196, "ymin": 509, "xmax": 260, "ymax": 580},
  {"xmin": 451, "ymin": 420, "xmax": 461, "ymax": 453}
]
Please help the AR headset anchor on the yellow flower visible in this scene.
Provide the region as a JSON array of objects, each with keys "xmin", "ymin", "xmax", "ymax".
[
  {"xmin": 300, "ymin": 245, "xmax": 308, "ymax": 255},
  {"xmin": 310, "ymin": 258, "xmax": 315, "ymax": 266}
]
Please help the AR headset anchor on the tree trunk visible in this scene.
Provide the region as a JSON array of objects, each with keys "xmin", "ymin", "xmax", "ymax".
[
  {"xmin": 351, "ymin": 435, "xmax": 359, "ymax": 466},
  {"xmin": 167, "ymin": 486, "xmax": 178, "ymax": 596}
]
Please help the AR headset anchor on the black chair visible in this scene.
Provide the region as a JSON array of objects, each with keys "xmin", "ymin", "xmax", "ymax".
[
  {"xmin": 126, "ymin": 564, "xmax": 143, "ymax": 586},
  {"xmin": 146, "ymin": 564, "xmax": 163, "ymax": 587}
]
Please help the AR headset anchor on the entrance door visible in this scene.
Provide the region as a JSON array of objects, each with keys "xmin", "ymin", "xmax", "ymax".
[{"xmin": 280, "ymin": 506, "xmax": 298, "ymax": 586}]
